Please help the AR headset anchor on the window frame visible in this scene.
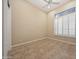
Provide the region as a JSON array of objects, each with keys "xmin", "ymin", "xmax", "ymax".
[{"xmin": 54, "ymin": 7, "xmax": 76, "ymax": 38}]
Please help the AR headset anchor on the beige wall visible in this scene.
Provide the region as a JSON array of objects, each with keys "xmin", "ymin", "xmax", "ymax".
[
  {"xmin": 47, "ymin": 1, "xmax": 76, "ymax": 43},
  {"xmin": 12, "ymin": 0, "xmax": 47, "ymax": 45},
  {"xmin": 12, "ymin": 0, "xmax": 76, "ymax": 45}
]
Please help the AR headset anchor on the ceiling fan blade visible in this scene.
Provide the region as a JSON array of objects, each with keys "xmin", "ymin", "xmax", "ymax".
[
  {"xmin": 50, "ymin": 0, "xmax": 52, "ymax": 3},
  {"xmin": 44, "ymin": 0, "xmax": 60, "ymax": 4},
  {"xmin": 42, "ymin": 4, "xmax": 49, "ymax": 8},
  {"xmin": 43, "ymin": 0, "xmax": 60, "ymax": 8},
  {"xmin": 51, "ymin": 2, "xmax": 60, "ymax": 4}
]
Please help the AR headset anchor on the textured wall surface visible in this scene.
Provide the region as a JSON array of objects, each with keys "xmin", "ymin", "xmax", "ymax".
[{"xmin": 12, "ymin": 0, "xmax": 47, "ymax": 45}]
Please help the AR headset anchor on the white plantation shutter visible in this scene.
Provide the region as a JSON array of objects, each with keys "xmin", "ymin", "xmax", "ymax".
[
  {"xmin": 62, "ymin": 15, "xmax": 69, "ymax": 36},
  {"xmin": 57, "ymin": 17, "xmax": 63, "ymax": 36},
  {"xmin": 54, "ymin": 17, "xmax": 58, "ymax": 35},
  {"xmin": 69, "ymin": 13, "xmax": 76, "ymax": 37},
  {"xmin": 54, "ymin": 7, "xmax": 76, "ymax": 38}
]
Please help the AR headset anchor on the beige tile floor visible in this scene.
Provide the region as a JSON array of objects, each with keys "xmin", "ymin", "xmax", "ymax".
[{"xmin": 8, "ymin": 39, "xmax": 76, "ymax": 59}]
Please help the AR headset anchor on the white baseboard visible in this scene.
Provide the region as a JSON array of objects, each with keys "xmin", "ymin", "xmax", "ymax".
[
  {"xmin": 12, "ymin": 36, "xmax": 75, "ymax": 48},
  {"xmin": 12, "ymin": 37, "xmax": 48, "ymax": 48}
]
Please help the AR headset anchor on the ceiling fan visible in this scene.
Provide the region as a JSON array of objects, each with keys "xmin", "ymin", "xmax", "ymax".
[
  {"xmin": 43, "ymin": 0, "xmax": 60, "ymax": 8},
  {"xmin": 44, "ymin": 0, "xmax": 60, "ymax": 4}
]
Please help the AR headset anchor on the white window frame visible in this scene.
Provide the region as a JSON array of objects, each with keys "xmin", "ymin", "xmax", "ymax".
[{"xmin": 54, "ymin": 7, "xmax": 76, "ymax": 38}]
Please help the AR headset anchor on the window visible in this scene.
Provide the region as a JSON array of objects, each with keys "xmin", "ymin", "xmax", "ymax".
[{"xmin": 54, "ymin": 7, "xmax": 76, "ymax": 38}]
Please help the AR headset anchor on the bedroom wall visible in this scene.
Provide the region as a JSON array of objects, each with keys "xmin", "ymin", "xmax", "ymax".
[
  {"xmin": 47, "ymin": 1, "xmax": 76, "ymax": 43},
  {"xmin": 12, "ymin": 0, "xmax": 47, "ymax": 45}
]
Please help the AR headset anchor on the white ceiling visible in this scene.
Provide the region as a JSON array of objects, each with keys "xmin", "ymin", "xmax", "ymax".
[{"xmin": 25, "ymin": 0, "xmax": 74, "ymax": 13}]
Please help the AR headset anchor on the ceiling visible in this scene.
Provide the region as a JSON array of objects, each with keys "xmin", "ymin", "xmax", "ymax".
[{"xmin": 25, "ymin": 0, "xmax": 74, "ymax": 13}]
